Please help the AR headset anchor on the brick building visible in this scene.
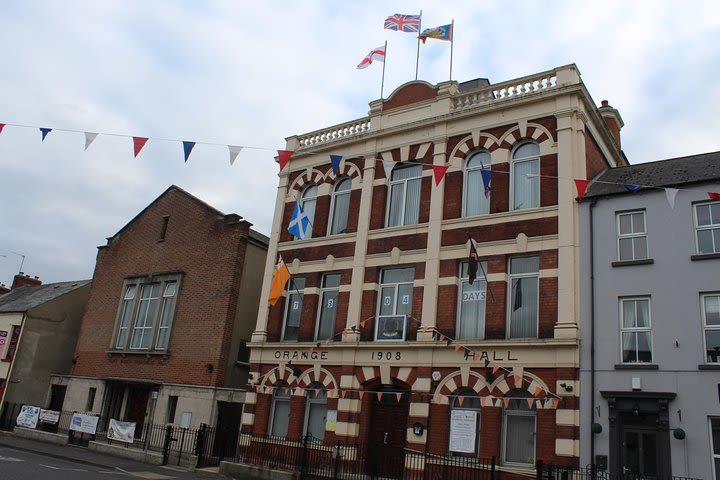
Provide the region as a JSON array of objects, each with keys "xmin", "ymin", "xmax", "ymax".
[
  {"xmin": 53, "ymin": 185, "xmax": 268, "ymax": 444},
  {"xmin": 244, "ymin": 64, "xmax": 626, "ymax": 477}
]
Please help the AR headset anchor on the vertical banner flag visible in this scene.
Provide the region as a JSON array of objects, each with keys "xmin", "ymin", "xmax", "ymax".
[
  {"xmin": 183, "ymin": 141, "xmax": 196, "ymax": 162},
  {"xmin": 84, "ymin": 132, "xmax": 98, "ymax": 151},
  {"xmin": 665, "ymin": 188, "xmax": 679, "ymax": 209},
  {"xmin": 277, "ymin": 150, "xmax": 293, "ymax": 172},
  {"xmin": 432, "ymin": 165, "xmax": 449, "ymax": 186},
  {"xmin": 133, "ymin": 136, "xmax": 149, "ymax": 158},
  {"xmin": 268, "ymin": 255, "xmax": 291, "ymax": 306},
  {"xmin": 40, "ymin": 128, "xmax": 52, "ymax": 142},
  {"xmin": 357, "ymin": 45, "xmax": 386, "ymax": 69},
  {"xmin": 288, "ymin": 202, "xmax": 311, "ymax": 240},
  {"xmin": 481, "ymin": 169, "xmax": 493, "ymax": 198},
  {"xmin": 228, "ymin": 145, "xmax": 242, "ymax": 166},
  {"xmin": 384, "ymin": 14, "xmax": 421, "ymax": 32},
  {"xmin": 330, "ymin": 154, "xmax": 342, "ymax": 174},
  {"xmin": 574, "ymin": 179, "xmax": 591, "ymax": 201},
  {"xmin": 418, "ymin": 24, "xmax": 453, "ymax": 43}
]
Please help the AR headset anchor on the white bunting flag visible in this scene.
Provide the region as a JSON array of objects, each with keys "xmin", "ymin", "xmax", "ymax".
[
  {"xmin": 382, "ymin": 159, "xmax": 395, "ymax": 180},
  {"xmin": 84, "ymin": 132, "xmax": 98, "ymax": 151},
  {"xmin": 228, "ymin": 145, "xmax": 243, "ymax": 166},
  {"xmin": 665, "ymin": 188, "xmax": 679, "ymax": 209}
]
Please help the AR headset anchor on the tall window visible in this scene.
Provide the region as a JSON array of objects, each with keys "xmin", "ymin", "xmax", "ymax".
[
  {"xmin": 376, "ymin": 267, "xmax": 414, "ymax": 341},
  {"xmin": 449, "ymin": 389, "xmax": 481, "ymax": 457},
  {"xmin": 387, "ymin": 163, "xmax": 422, "ymax": 227},
  {"xmin": 329, "ymin": 178, "xmax": 351, "ymax": 235},
  {"xmin": 620, "ymin": 297, "xmax": 652, "ymax": 363},
  {"xmin": 316, "ymin": 274, "xmax": 340, "ymax": 341},
  {"xmin": 304, "ymin": 383, "xmax": 327, "ymax": 441},
  {"xmin": 508, "ymin": 257, "xmax": 539, "ymax": 339},
  {"xmin": 695, "ymin": 201, "xmax": 720, "ymax": 254},
  {"xmin": 269, "ymin": 381, "xmax": 291, "ymax": 438},
  {"xmin": 710, "ymin": 418, "xmax": 720, "ymax": 480},
  {"xmin": 458, "ymin": 261, "xmax": 487, "ymax": 339},
  {"xmin": 464, "ymin": 151, "xmax": 491, "ymax": 217},
  {"xmin": 511, "ymin": 142, "xmax": 540, "ymax": 210},
  {"xmin": 282, "ymin": 277, "xmax": 305, "ymax": 341},
  {"xmin": 502, "ymin": 390, "xmax": 536, "ymax": 466},
  {"xmin": 703, "ymin": 294, "xmax": 720, "ymax": 363},
  {"xmin": 113, "ymin": 274, "xmax": 181, "ymax": 352},
  {"xmin": 301, "ymin": 185, "xmax": 318, "ymax": 238},
  {"xmin": 617, "ymin": 210, "xmax": 648, "ymax": 261},
  {"xmin": 166, "ymin": 395, "xmax": 178, "ymax": 424}
]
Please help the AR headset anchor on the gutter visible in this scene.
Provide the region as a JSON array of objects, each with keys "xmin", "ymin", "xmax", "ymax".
[{"xmin": 589, "ymin": 199, "xmax": 597, "ymax": 470}]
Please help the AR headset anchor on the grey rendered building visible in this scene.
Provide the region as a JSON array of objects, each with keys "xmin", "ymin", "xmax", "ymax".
[{"xmin": 579, "ymin": 152, "xmax": 720, "ymax": 479}]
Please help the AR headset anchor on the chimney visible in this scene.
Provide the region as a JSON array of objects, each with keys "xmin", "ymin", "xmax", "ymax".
[
  {"xmin": 11, "ymin": 272, "xmax": 42, "ymax": 289},
  {"xmin": 0, "ymin": 284, "xmax": 9, "ymax": 295},
  {"xmin": 599, "ymin": 100, "xmax": 624, "ymax": 148}
]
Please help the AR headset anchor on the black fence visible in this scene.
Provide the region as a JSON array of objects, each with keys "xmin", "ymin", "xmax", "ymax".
[{"xmin": 536, "ymin": 461, "xmax": 703, "ymax": 480}]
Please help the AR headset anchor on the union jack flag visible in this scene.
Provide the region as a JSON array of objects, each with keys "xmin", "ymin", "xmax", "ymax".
[{"xmin": 384, "ymin": 14, "xmax": 421, "ymax": 33}]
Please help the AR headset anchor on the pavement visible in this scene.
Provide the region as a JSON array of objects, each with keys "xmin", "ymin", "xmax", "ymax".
[{"xmin": 0, "ymin": 431, "xmax": 224, "ymax": 479}]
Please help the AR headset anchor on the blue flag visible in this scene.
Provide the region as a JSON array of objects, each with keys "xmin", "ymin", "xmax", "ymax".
[
  {"xmin": 288, "ymin": 202, "xmax": 311, "ymax": 240},
  {"xmin": 624, "ymin": 184, "xmax": 641, "ymax": 192},
  {"xmin": 183, "ymin": 141, "xmax": 196, "ymax": 162},
  {"xmin": 481, "ymin": 169, "xmax": 493, "ymax": 198},
  {"xmin": 330, "ymin": 154, "xmax": 342, "ymax": 174},
  {"xmin": 40, "ymin": 128, "xmax": 52, "ymax": 142}
]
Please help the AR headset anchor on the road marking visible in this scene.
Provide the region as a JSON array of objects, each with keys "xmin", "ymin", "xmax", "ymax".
[
  {"xmin": 0, "ymin": 455, "xmax": 24, "ymax": 462},
  {"xmin": 40, "ymin": 463, "xmax": 88, "ymax": 471}
]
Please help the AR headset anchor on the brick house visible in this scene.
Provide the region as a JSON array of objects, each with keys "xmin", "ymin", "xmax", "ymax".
[
  {"xmin": 53, "ymin": 185, "xmax": 268, "ymax": 444},
  {"xmin": 244, "ymin": 64, "xmax": 625, "ymax": 477}
]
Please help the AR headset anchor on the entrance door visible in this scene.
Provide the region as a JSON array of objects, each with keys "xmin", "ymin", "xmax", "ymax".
[
  {"xmin": 125, "ymin": 387, "xmax": 150, "ymax": 438},
  {"xmin": 213, "ymin": 402, "xmax": 242, "ymax": 458},
  {"xmin": 622, "ymin": 427, "xmax": 658, "ymax": 479},
  {"xmin": 367, "ymin": 392, "xmax": 409, "ymax": 478}
]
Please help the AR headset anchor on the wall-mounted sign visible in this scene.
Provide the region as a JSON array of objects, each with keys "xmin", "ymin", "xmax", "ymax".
[
  {"xmin": 449, "ymin": 410, "xmax": 476, "ymax": 454},
  {"xmin": 16, "ymin": 405, "xmax": 40, "ymax": 429},
  {"xmin": 464, "ymin": 350, "xmax": 517, "ymax": 361},
  {"xmin": 70, "ymin": 413, "xmax": 99, "ymax": 434},
  {"xmin": 274, "ymin": 350, "xmax": 329, "ymax": 361}
]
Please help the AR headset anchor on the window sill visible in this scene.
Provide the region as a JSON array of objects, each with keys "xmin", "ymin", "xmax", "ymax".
[
  {"xmin": 106, "ymin": 349, "xmax": 170, "ymax": 358},
  {"xmin": 611, "ymin": 259, "xmax": 654, "ymax": 267},
  {"xmin": 691, "ymin": 253, "xmax": 720, "ymax": 261},
  {"xmin": 698, "ymin": 364, "xmax": 720, "ymax": 370},
  {"xmin": 614, "ymin": 363, "xmax": 658, "ymax": 370}
]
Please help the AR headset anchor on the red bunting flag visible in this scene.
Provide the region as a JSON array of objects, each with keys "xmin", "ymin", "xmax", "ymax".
[
  {"xmin": 396, "ymin": 393, "xmax": 402, "ymax": 403},
  {"xmin": 492, "ymin": 364, "xmax": 502, "ymax": 375},
  {"xmin": 432, "ymin": 165, "xmax": 449, "ymax": 186},
  {"xmin": 502, "ymin": 397, "xmax": 510, "ymax": 408},
  {"xmin": 133, "ymin": 136, "xmax": 149, "ymax": 158},
  {"xmin": 527, "ymin": 398, "xmax": 535, "ymax": 408},
  {"xmin": 574, "ymin": 179, "xmax": 591, "ymax": 201},
  {"xmin": 277, "ymin": 150, "xmax": 293, "ymax": 171},
  {"xmin": 377, "ymin": 392, "xmax": 383, "ymax": 401},
  {"xmin": 457, "ymin": 396, "xmax": 464, "ymax": 406},
  {"xmin": 708, "ymin": 192, "xmax": 720, "ymax": 200},
  {"xmin": 0, "ymin": 123, "xmax": 5, "ymax": 134},
  {"xmin": 358, "ymin": 391, "xmax": 365, "ymax": 400},
  {"xmin": 340, "ymin": 390, "xmax": 347, "ymax": 398},
  {"xmin": 454, "ymin": 343, "xmax": 463, "ymax": 352}
]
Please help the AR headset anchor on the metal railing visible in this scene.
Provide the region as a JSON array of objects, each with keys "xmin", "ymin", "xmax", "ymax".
[{"xmin": 536, "ymin": 461, "xmax": 703, "ymax": 480}]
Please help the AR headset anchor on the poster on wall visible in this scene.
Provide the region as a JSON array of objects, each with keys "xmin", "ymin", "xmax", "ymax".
[
  {"xmin": 108, "ymin": 419, "xmax": 136, "ymax": 443},
  {"xmin": 325, "ymin": 410, "xmax": 337, "ymax": 432},
  {"xmin": 16, "ymin": 405, "xmax": 40, "ymax": 429},
  {"xmin": 448, "ymin": 409, "xmax": 477, "ymax": 454},
  {"xmin": 70, "ymin": 412, "xmax": 99, "ymax": 434},
  {"xmin": 39, "ymin": 409, "xmax": 60, "ymax": 424}
]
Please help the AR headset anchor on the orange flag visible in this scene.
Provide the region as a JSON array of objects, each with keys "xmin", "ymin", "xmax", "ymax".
[{"xmin": 268, "ymin": 255, "xmax": 291, "ymax": 306}]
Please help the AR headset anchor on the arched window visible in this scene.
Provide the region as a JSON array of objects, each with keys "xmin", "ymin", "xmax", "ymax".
[
  {"xmin": 511, "ymin": 142, "xmax": 540, "ymax": 210},
  {"xmin": 449, "ymin": 388, "xmax": 481, "ymax": 457},
  {"xmin": 301, "ymin": 184, "xmax": 318, "ymax": 238},
  {"xmin": 329, "ymin": 178, "xmax": 351, "ymax": 235},
  {"xmin": 304, "ymin": 383, "xmax": 327, "ymax": 441},
  {"xmin": 502, "ymin": 389, "xmax": 536, "ymax": 466},
  {"xmin": 387, "ymin": 163, "xmax": 422, "ymax": 227},
  {"xmin": 463, "ymin": 151, "xmax": 491, "ymax": 217},
  {"xmin": 269, "ymin": 381, "xmax": 291, "ymax": 438}
]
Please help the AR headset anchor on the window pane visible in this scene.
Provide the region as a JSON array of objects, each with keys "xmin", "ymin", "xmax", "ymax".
[
  {"xmin": 505, "ymin": 415, "xmax": 535, "ymax": 464},
  {"xmin": 396, "ymin": 283, "xmax": 413, "ymax": 316},
  {"xmin": 619, "ymin": 214, "xmax": 632, "ymax": 235},
  {"xmin": 631, "ymin": 213, "xmax": 645, "ymax": 233},
  {"xmin": 131, "ymin": 284, "xmax": 159, "ymax": 349},
  {"xmin": 124, "ymin": 285, "xmax": 136, "ymax": 300},
  {"xmin": 622, "ymin": 301, "xmax": 637, "ymax": 328},
  {"xmin": 392, "ymin": 164, "xmax": 422, "ymax": 181},
  {"xmin": 306, "ymin": 402, "xmax": 327, "ymax": 440},
  {"xmin": 514, "ymin": 143, "xmax": 539, "ymax": 159},
  {"xmin": 633, "ymin": 237, "xmax": 648, "ymax": 260},
  {"xmin": 379, "ymin": 286, "xmax": 395, "ymax": 316},
  {"xmin": 317, "ymin": 290, "xmax": 338, "ymax": 340},
  {"xmin": 513, "ymin": 159, "xmax": 539, "ymax": 210},
  {"xmin": 712, "ymin": 204, "xmax": 720, "ymax": 224},
  {"xmin": 697, "ymin": 205, "xmax": 711, "ymax": 226},
  {"xmin": 622, "ymin": 332, "xmax": 637, "ymax": 363},
  {"xmin": 711, "ymin": 418, "xmax": 720, "ymax": 454},
  {"xmin": 459, "ymin": 280, "xmax": 486, "ymax": 339},
  {"xmin": 509, "ymin": 277, "xmax": 538, "ymax": 338},
  {"xmin": 706, "ymin": 296, "xmax": 720, "ymax": 325},
  {"xmin": 283, "ymin": 278, "xmax": 304, "ymax": 341},
  {"xmin": 382, "ymin": 268, "xmax": 415, "ymax": 283},
  {"xmin": 323, "ymin": 274, "xmax": 341, "ymax": 289},
  {"xmin": 302, "ymin": 186, "xmax": 317, "ymax": 238},
  {"xmin": 330, "ymin": 189, "xmax": 350, "ymax": 234},
  {"xmin": 698, "ymin": 229, "xmax": 715, "ymax": 254},
  {"xmin": 619, "ymin": 238, "xmax": 633, "ymax": 261},
  {"xmin": 636, "ymin": 332, "xmax": 652, "ymax": 362},
  {"xmin": 510, "ymin": 256, "xmax": 539, "ymax": 274},
  {"xmin": 467, "ymin": 151, "xmax": 490, "ymax": 169},
  {"xmin": 715, "ymin": 229, "xmax": 720, "ymax": 253},
  {"xmin": 404, "ymin": 177, "xmax": 421, "ymax": 225},
  {"xmin": 270, "ymin": 400, "xmax": 290, "ymax": 438},
  {"xmin": 636, "ymin": 300, "xmax": 650, "ymax": 328},
  {"xmin": 388, "ymin": 183, "xmax": 404, "ymax": 227},
  {"xmin": 706, "ymin": 330, "xmax": 720, "ymax": 363},
  {"xmin": 465, "ymin": 169, "xmax": 485, "ymax": 216}
]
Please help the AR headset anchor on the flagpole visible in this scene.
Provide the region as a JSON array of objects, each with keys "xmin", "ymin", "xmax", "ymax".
[
  {"xmin": 449, "ymin": 19, "xmax": 455, "ymax": 81},
  {"xmin": 415, "ymin": 10, "xmax": 422, "ymax": 80},
  {"xmin": 466, "ymin": 232, "xmax": 495, "ymax": 304},
  {"xmin": 380, "ymin": 40, "xmax": 388, "ymax": 99}
]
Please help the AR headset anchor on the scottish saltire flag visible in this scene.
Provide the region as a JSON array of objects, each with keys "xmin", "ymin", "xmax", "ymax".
[
  {"xmin": 357, "ymin": 45, "xmax": 386, "ymax": 69},
  {"xmin": 481, "ymin": 169, "xmax": 492, "ymax": 198},
  {"xmin": 418, "ymin": 24, "xmax": 453, "ymax": 43},
  {"xmin": 288, "ymin": 202, "xmax": 311, "ymax": 240},
  {"xmin": 384, "ymin": 14, "xmax": 421, "ymax": 32}
]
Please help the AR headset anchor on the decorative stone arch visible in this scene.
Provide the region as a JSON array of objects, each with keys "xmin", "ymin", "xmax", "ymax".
[
  {"xmin": 448, "ymin": 132, "xmax": 501, "ymax": 168},
  {"xmin": 287, "ymin": 167, "xmax": 326, "ymax": 198},
  {"xmin": 296, "ymin": 366, "xmax": 339, "ymax": 395},
  {"xmin": 498, "ymin": 122, "xmax": 555, "ymax": 154},
  {"xmin": 378, "ymin": 142, "xmax": 433, "ymax": 176},
  {"xmin": 260, "ymin": 364, "xmax": 295, "ymax": 389},
  {"xmin": 489, "ymin": 370, "xmax": 550, "ymax": 398},
  {"xmin": 433, "ymin": 370, "xmax": 491, "ymax": 400},
  {"xmin": 321, "ymin": 159, "xmax": 363, "ymax": 184}
]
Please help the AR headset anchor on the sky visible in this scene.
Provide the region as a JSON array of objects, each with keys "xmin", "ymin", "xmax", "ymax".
[{"xmin": 1, "ymin": 1, "xmax": 719, "ymax": 286}]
